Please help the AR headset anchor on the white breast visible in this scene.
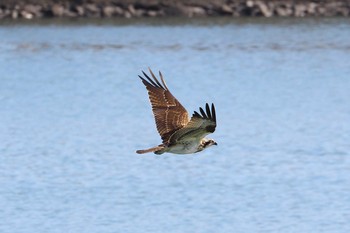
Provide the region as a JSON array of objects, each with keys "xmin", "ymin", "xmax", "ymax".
[{"xmin": 167, "ymin": 139, "xmax": 201, "ymax": 154}]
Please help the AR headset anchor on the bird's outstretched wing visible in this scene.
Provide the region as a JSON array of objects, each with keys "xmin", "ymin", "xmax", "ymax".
[
  {"xmin": 139, "ymin": 68, "xmax": 189, "ymax": 143},
  {"xmin": 168, "ymin": 103, "xmax": 216, "ymax": 145}
]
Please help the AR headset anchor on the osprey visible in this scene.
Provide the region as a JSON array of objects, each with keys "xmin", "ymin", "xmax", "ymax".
[{"xmin": 136, "ymin": 68, "xmax": 217, "ymax": 155}]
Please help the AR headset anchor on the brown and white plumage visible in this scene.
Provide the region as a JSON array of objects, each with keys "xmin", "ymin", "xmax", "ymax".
[{"xmin": 136, "ymin": 68, "xmax": 217, "ymax": 155}]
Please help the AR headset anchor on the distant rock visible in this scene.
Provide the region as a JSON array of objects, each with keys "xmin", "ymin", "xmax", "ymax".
[{"xmin": 1, "ymin": 0, "xmax": 350, "ymax": 19}]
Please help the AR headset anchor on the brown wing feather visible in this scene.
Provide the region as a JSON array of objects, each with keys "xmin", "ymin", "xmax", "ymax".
[
  {"xmin": 168, "ymin": 103, "xmax": 217, "ymax": 145},
  {"xmin": 139, "ymin": 68, "xmax": 189, "ymax": 143}
]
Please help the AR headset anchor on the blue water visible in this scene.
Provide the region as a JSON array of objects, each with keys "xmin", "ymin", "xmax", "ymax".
[{"xmin": 1, "ymin": 18, "xmax": 350, "ymax": 233}]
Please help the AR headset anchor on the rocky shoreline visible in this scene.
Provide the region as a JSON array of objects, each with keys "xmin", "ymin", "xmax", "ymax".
[{"xmin": 1, "ymin": 0, "xmax": 350, "ymax": 19}]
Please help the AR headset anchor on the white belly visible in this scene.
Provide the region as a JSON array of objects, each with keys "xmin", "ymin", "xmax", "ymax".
[{"xmin": 167, "ymin": 140, "xmax": 200, "ymax": 154}]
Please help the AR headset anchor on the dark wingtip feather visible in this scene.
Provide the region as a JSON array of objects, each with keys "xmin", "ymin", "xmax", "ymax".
[
  {"xmin": 199, "ymin": 107, "xmax": 207, "ymax": 118},
  {"xmin": 205, "ymin": 103, "xmax": 212, "ymax": 119},
  {"xmin": 139, "ymin": 75, "xmax": 149, "ymax": 85},
  {"xmin": 211, "ymin": 103, "xmax": 216, "ymax": 123},
  {"xmin": 148, "ymin": 68, "xmax": 163, "ymax": 88},
  {"xmin": 141, "ymin": 70, "xmax": 149, "ymax": 79},
  {"xmin": 193, "ymin": 111, "xmax": 201, "ymax": 118},
  {"xmin": 142, "ymin": 71, "xmax": 158, "ymax": 87}
]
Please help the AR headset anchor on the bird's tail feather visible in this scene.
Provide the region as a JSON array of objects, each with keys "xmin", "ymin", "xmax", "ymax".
[{"xmin": 136, "ymin": 145, "xmax": 165, "ymax": 154}]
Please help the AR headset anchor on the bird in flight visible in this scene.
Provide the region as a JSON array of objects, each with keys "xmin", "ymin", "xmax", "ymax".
[{"xmin": 136, "ymin": 68, "xmax": 217, "ymax": 155}]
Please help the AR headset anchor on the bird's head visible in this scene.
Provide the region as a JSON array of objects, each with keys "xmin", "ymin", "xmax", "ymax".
[{"xmin": 202, "ymin": 138, "xmax": 218, "ymax": 149}]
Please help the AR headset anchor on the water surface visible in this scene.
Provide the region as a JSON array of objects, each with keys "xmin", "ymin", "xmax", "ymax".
[{"xmin": 1, "ymin": 18, "xmax": 350, "ymax": 233}]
